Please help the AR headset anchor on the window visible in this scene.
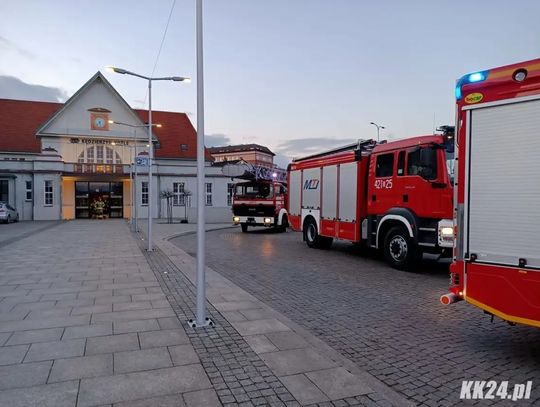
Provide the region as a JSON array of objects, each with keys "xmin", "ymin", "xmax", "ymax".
[
  {"xmin": 397, "ymin": 151, "xmax": 406, "ymax": 176},
  {"xmin": 227, "ymin": 183, "xmax": 234, "ymax": 206},
  {"xmin": 96, "ymin": 145, "xmax": 104, "ymax": 163},
  {"xmin": 44, "ymin": 180, "xmax": 53, "ymax": 206},
  {"xmin": 407, "ymin": 147, "xmax": 438, "ymax": 180},
  {"xmin": 78, "ymin": 146, "xmax": 122, "ymax": 164},
  {"xmin": 25, "ymin": 181, "xmax": 32, "ymax": 201},
  {"xmin": 375, "ymin": 153, "xmax": 394, "ymax": 178},
  {"xmin": 234, "ymin": 182, "xmax": 273, "ymax": 199},
  {"xmin": 0, "ymin": 180, "xmax": 8, "ymax": 202},
  {"xmin": 87, "ymin": 147, "xmax": 94, "ymax": 163},
  {"xmin": 173, "ymin": 182, "xmax": 185, "ymax": 206},
  {"xmin": 106, "ymin": 147, "xmax": 113, "ymax": 164},
  {"xmin": 141, "ymin": 181, "xmax": 149, "ymax": 205},
  {"xmin": 180, "ymin": 144, "xmax": 188, "ymax": 151},
  {"xmin": 205, "ymin": 183, "xmax": 212, "ymax": 206}
]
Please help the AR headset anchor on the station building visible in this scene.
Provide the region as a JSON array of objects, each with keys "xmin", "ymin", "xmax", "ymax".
[{"xmin": 0, "ymin": 72, "xmax": 236, "ymax": 222}]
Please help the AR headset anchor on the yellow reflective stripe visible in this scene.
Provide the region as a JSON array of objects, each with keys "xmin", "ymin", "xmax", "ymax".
[
  {"xmin": 488, "ymin": 63, "xmax": 540, "ymax": 80},
  {"xmin": 466, "ymin": 296, "xmax": 540, "ymax": 328}
]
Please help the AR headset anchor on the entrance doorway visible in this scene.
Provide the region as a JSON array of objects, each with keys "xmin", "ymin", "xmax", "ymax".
[{"xmin": 75, "ymin": 181, "xmax": 123, "ymax": 219}]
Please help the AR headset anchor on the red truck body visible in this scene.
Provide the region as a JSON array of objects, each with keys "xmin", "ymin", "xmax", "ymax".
[
  {"xmin": 443, "ymin": 58, "xmax": 540, "ymax": 328},
  {"xmin": 232, "ymin": 180, "xmax": 289, "ymax": 232},
  {"xmin": 288, "ymin": 135, "xmax": 454, "ymax": 269}
]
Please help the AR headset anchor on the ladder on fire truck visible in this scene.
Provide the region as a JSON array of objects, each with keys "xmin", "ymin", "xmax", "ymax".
[
  {"xmin": 221, "ymin": 160, "xmax": 287, "ymax": 182},
  {"xmin": 292, "ymin": 139, "xmax": 378, "ymax": 162}
]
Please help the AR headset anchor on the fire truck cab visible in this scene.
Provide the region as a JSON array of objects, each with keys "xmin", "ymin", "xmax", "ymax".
[
  {"xmin": 232, "ymin": 180, "xmax": 288, "ymax": 233},
  {"xmin": 288, "ymin": 133, "xmax": 454, "ymax": 270},
  {"xmin": 442, "ymin": 58, "xmax": 540, "ymax": 328}
]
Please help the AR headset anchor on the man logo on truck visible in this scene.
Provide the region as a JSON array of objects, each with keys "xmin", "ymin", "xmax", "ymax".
[{"xmin": 304, "ymin": 179, "xmax": 320, "ymax": 190}]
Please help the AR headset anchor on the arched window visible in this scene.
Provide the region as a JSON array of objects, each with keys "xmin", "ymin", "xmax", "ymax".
[{"xmin": 78, "ymin": 146, "xmax": 122, "ymax": 164}]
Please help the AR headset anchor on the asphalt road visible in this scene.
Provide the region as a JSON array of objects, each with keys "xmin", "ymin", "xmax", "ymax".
[{"xmin": 171, "ymin": 227, "xmax": 540, "ymax": 406}]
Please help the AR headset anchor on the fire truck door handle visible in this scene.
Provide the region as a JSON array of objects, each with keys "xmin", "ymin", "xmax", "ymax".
[
  {"xmin": 371, "ymin": 195, "xmax": 376, "ymax": 202},
  {"xmin": 403, "ymin": 194, "xmax": 408, "ymax": 202}
]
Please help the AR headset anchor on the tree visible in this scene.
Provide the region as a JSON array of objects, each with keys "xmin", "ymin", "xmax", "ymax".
[
  {"xmin": 180, "ymin": 189, "xmax": 192, "ymax": 223},
  {"xmin": 160, "ymin": 189, "xmax": 174, "ymax": 224}
]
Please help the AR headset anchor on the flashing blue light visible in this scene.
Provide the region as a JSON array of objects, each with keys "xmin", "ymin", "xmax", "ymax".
[
  {"xmin": 455, "ymin": 85, "xmax": 462, "ymax": 100},
  {"xmin": 468, "ymin": 72, "xmax": 485, "ymax": 83}
]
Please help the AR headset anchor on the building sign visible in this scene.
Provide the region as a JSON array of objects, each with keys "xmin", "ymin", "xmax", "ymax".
[
  {"xmin": 136, "ymin": 157, "xmax": 149, "ymax": 167},
  {"xmin": 70, "ymin": 138, "xmax": 128, "ymax": 146}
]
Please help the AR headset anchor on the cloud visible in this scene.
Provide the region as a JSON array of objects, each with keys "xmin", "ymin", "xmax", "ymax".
[
  {"xmin": 0, "ymin": 35, "xmax": 37, "ymax": 59},
  {"xmin": 0, "ymin": 75, "xmax": 68, "ymax": 102},
  {"xmin": 205, "ymin": 133, "xmax": 232, "ymax": 147},
  {"xmin": 275, "ymin": 137, "xmax": 359, "ymax": 159}
]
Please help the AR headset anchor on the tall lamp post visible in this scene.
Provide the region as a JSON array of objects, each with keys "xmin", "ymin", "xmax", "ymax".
[
  {"xmin": 370, "ymin": 122, "xmax": 385, "ymax": 142},
  {"xmin": 109, "ymin": 120, "xmax": 162, "ymax": 233},
  {"xmin": 107, "ymin": 67, "xmax": 190, "ymax": 251}
]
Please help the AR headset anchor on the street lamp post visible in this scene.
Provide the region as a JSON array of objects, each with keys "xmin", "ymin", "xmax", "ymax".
[
  {"xmin": 109, "ymin": 120, "xmax": 162, "ymax": 233},
  {"xmin": 108, "ymin": 67, "xmax": 189, "ymax": 251},
  {"xmin": 370, "ymin": 122, "xmax": 385, "ymax": 142}
]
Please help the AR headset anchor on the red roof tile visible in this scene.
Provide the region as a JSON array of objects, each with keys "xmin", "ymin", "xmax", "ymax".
[
  {"xmin": 0, "ymin": 99, "xmax": 61, "ymax": 153},
  {"xmin": 0, "ymin": 98, "xmax": 210, "ymax": 160},
  {"xmin": 134, "ymin": 109, "xmax": 212, "ymax": 160}
]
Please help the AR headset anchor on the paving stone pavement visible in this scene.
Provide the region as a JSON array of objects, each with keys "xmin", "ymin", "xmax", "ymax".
[
  {"xmin": 171, "ymin": 228, "xmax": 540, "ymax": 407},
  {"xmin": 0, "ymin": 220, "xmax": 216, "ymax": 407},
  {"xmin": 150, "ymin": 227, "xmax": 411, "ymax": 407}
]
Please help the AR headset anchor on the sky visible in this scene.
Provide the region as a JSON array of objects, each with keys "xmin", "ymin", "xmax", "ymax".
[{"xmin": 1, "ymin": 0, "xmax": 540, "ymax": 167}]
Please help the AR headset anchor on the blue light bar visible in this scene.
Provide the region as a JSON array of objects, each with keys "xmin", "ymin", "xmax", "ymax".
[
  {"xmin": 455, "ymin": 70, "xmax": 489, "ymax": 100},
  {"xmin": 455, "ymin": 85, "xmax": 462, "ymax": 100},
  {"xmin": 468, "ymin": 72, "xmax": 486, "ymax": 83}
]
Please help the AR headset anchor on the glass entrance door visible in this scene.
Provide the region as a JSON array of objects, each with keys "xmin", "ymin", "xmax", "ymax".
[{"xmin": 75, "ymin": 181, "xmax": 123, "ymax": 218}]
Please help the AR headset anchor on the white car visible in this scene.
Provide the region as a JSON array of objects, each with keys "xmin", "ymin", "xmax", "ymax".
[{"xmin": 0, "ymin": 202, "xmax": 19, "ymax": 223}]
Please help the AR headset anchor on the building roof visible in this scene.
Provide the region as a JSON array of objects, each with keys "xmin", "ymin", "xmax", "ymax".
[
  {"xmin": 0, "ymin": 98, "xmax": 211, "ymax": 160},
  {"xmin": 207, "ymin": 144, "xmax": 275, "ymax": 156},
  {"xmin": 0, "ymin": 99, "xmax": 61, "ymax": 153}
]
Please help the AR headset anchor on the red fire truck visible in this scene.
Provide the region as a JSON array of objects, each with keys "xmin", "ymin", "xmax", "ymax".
[
  {"xmin": 441, "ymin": 58, "xmax": 540, "ymax": 328},
  {"xmin": 232, "ymin": 180, "xmax": 288, "ymax": 233},
  {"xmin": 288, "ymin": 133, "xmax": 455, "ymax": 269}
]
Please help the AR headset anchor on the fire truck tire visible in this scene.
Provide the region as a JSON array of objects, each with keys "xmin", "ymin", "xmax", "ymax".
[
  {"xmin": 383, "ymin": 226, "xmax": 421, "ymax": 271},
  {"xmin": 278, "ymin": 215, "xmax": 289, "ymax": 233},
  {"xmin": 241, "ymin": 224, "xmax": 248, "ymax": 233},
  {"xmin": 304, "ymin": 218, "xmax": 333, "ymax": 249}
]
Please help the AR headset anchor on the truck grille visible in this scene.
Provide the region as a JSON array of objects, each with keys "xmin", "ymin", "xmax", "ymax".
[{"xmin": 233, "ymin": 204, "xmax": 275, "ymax": 217}]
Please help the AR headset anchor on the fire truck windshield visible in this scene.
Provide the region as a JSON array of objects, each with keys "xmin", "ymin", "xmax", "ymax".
[{"xmin": 234, "ymin": 183, "xmax": 273, "ymax": 199}]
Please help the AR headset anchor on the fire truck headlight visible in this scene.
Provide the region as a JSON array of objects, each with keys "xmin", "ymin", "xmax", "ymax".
[
  {"xmin": 438, "ymin": 220, "xmax": 454, "ymax": 248},
  {"xmin": 441, "ymin": 227, "xmax": 454, "ymax": 236},
  {"xmin": 264, "ymin": 217, "xmax": 272, "ymax": 224},
  {"xmin": 233, "ymin": 216, "xmax": 240, "ymax": 223}
]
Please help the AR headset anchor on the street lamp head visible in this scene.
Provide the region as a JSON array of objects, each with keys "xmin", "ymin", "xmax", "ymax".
[
  {"xmin": 381, "ymin": 126, "xmax": 386, "ymax": 130},
  {"xmin": 107, "ymin": 66, "xmax": 128, "ymax": 75},
  {"xmin": 108, "ymin": 120, "xmax": 115, "ymax": 124},
  {"xmin": 370, "ymin": 122, "xmax": 375, "ymax": 125},
  {"xmin": 171, "ymin": 76, "xmax": 191, "ymax": 82},
  {"xmin": 155, "ymin": 124, "xmax": 162, "ymax": 128}
]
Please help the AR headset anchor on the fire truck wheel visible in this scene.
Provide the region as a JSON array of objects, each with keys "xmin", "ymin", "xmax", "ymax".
[
  {"xmin": 383, "ymin": 226, "xmax": 420, "ymax": 271},
  {"xmin": 278, "ymin": 215, "xmax": 289, "ymax": 233},
  {"xmin": 241, "ymin": 224, "xmax": 248, "ymax": 233},
  {"xmin": 304, "ymin": 218, "xmax": 332, "ymax": 249}
]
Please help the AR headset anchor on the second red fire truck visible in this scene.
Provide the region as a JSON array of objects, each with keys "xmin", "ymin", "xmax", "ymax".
[
  {"xmin": 232, "ymin": 179, "xmax": 288, "ymax": 233},
  {"xmin": 441, "ymin": 58, "xmax": 540, "ymax": 328},
  {"xmin": 288, "ymin": 131, "xmax": 455, "ymax": 269}
]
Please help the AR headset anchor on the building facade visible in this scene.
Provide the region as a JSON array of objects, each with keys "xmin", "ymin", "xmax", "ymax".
[
  {"xmin": 208, "ymin": 144, "xmax": 276, "ymax": 168},
  {"xmin": 0, "ymin": 72, "xmax": 236, "ymax": 222}
]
